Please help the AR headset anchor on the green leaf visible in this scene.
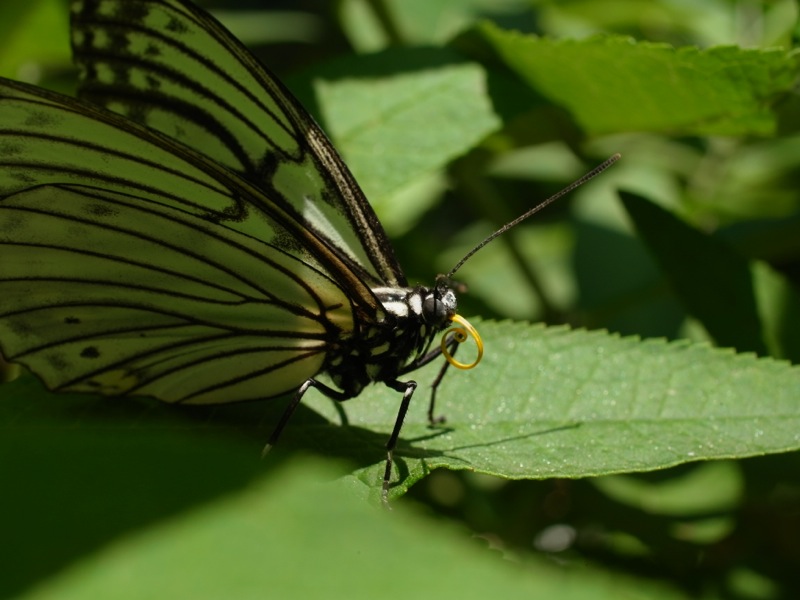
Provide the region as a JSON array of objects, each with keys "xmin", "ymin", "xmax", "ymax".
[
  {"xmin": 327, "ymin": 321, "xmax": 800, "ymax": 500},
  {"xmin": 6, "ymin": 321, "xmax": 798, "ymax": 508},
  {"xmin": 0, "ymin": 0, "xmax": 70, "ymax": 82},
  {"xmin": 301, "ymin": 48, "xmax": 502, "ymax": 232},
  {"xmin": 752, "ymin": 261, "xmax": 800, "ymax": 362},
  {"xmin": 12, "ymin": 459, "xmax": 688, "ymax": 600},
  {"xmin": 473, "ymin": 24, "xmax": 797, "ymax": 135},
  {"xmin": 338, "ymin": 0, "xmax": 534, "ymax": 50},
  {"xmin": 620, "ymin": 191, "xmax": 768, "ymax": 355},
  {"xmin": 593, "ymin": 461, "xmax": 743, "ymax": 516}
]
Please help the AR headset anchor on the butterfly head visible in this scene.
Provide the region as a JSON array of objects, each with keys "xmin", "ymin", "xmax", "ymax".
[
  {"xmin": 422, "ymin": 277, "xmax": 459, "ymax": 328},
  {"xmin": 427, "ymin": 276, "xmax": 483, "ymax": 370},
  {"xmin": 427, "ymin": 156, "xmax": 621, "ymax": 373}
]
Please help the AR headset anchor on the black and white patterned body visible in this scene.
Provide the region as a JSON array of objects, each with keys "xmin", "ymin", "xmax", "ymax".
[{"xmin": 324, "ymin": 283, "xmax": 458, "ymax": 398}]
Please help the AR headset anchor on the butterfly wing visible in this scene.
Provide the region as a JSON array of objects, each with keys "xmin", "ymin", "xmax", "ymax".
[
  {"xmin": 0, "ymin": 0, "xmax": 413, "ymax": 403},
  {"xmin": 70, "ymin": 0, "xmax": 406, "ymax": 288},
  {"xmin": 0, "ymin": 79, "xmax": 365, "ymax": 403}
]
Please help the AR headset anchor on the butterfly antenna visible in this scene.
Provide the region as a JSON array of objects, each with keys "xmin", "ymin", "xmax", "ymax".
[{"xmin": 446, "ymin": 153, "xmax": 621, "ymax": 278}]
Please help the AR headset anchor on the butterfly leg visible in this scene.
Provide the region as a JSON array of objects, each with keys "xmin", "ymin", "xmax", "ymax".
[
  {"xmin": 427, "ymin": 359, "xmax": 452, "ymax": 425},
  {"xmin": 262, "ymin": 378, "xmax": 349, "ymax": 457},
  {"xmin": 382, "ymin": 378, "xmax": 418, "ymax": 504},
  {"xmin": 398, "ymin": 332, "xmax": 459, "ymax": 426},
  {"xmin": 426, "ymin": 333, "xmax": 459, "ymax": 425}
]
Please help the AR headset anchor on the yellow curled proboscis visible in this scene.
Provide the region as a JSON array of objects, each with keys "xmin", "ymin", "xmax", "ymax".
[{"xmin": 441, "ymin": 314, "xmax": 484, "ymax": 370}]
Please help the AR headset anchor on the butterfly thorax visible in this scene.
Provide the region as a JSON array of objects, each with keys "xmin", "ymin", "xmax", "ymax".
[{"xmin": 324, "ymin": 284, "xmax": 457, "ymax": 397}]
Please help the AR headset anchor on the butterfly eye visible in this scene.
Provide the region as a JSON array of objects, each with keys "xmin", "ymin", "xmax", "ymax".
[{"xmin": 422, "ymin": 288, "xmax": 457, "ymax": 326}]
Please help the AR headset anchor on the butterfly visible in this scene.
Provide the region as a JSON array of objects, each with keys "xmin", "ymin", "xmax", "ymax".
[{"xmin": 0, "ymin": 0, "xmax": 617, "ymax": 500}]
